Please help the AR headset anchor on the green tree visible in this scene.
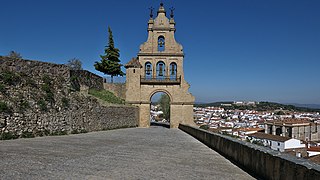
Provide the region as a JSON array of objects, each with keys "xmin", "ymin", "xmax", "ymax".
[
  {"xmin": 66, "ymin": 58, "xmax": 82, "ymax": 70},
  {"xmin": 7, "ymin": 51, "xmax": 22, "ymax": 59},
  {"xmin": 94, "ymin": 27, "xmax": 124, "ymax": 83},
  {"xmin": 158, "ymin": 93, "xmax": 170, "ymax": 121},
  {"xmin": 275, "ymin": 110, "xmax": 285, "ymax": 115}
]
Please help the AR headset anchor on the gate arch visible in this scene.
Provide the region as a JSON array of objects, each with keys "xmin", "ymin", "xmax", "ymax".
[{"xmin": 149, "ymin": 89, "xmax": 173, "ymax": 102}]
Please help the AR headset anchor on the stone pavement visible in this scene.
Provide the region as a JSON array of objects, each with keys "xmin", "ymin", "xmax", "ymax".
[{"xmin": 0, "ymin": 127, "xmax": 254, "ymax": 180}]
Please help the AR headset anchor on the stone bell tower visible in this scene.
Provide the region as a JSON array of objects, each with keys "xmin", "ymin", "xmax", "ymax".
[{"xmin": 125, "ymin": 3, "xmax": 195, "ymax": 128}]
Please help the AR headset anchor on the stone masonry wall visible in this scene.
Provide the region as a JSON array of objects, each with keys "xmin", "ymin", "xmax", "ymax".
[
  {"xmin": 0, "ymin": 56, "xmax": 138, "ymax": 139},
  {"xmin": 179, "ymin": 124, "xmax": 320, "ymax": 180},
  {"xmin": 71, "ymin": 70, "xmax": 104, "ymax": 91},
  {"xmin": 103, "ymin": 82, "xmax": 126, "ymax": 99}
]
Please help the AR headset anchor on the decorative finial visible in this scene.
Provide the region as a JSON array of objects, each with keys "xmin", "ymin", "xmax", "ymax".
[
  {"xmin": 149, "ymin": 7, "xmax": 154, "ymax": 18},
  {"xmin": 160, "ymin": 2, "xmax": 164, "ymax": 7},
  {"xmin": 170, "ymin": 7, "xmax": 175, "ymax": 18}
]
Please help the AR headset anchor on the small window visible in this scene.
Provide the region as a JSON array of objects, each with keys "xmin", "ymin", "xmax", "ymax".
[
  {"xmin": 133, "ymin": 69, "xmax": 135, "ymax": 73},
  {"xmin": 278, "ymin": 142, "xmax": 280, "ymax": 146}
]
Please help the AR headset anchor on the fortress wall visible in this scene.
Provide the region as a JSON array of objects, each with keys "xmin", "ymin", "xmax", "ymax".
[{"xmin": 0, "ymin": 56, "xmax": 138, "ymax": 139}]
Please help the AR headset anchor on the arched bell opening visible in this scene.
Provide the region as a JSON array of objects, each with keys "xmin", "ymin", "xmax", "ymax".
[
  {"xmin": 169, "ymin": 62, "xmax": 177, "ymax": 80},
  {"xmin": 156, "ymin": 61, "xmax": 166, "ymax": 80},
  {"xmin": 145, "ymin": 62, "xmax": 152, "ymax": 79},
  {"xmin": 158, "ymin": 36, "xmax": 165, "ymax": 52}
]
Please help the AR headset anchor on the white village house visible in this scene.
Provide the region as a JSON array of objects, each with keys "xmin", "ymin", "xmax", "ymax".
[{"xmin": 247, "ymin": 132, "xmax": 305, "ymax": 152}]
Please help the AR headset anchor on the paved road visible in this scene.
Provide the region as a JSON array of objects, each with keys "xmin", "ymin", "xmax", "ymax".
[{"xmin": 0, "ymin": 127, "xmax": 254, "ymax": 180}]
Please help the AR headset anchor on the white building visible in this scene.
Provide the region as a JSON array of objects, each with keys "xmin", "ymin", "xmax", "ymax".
[{"xmin": 248, "ymin": 132, "xmax": 305, "ymax": 152}]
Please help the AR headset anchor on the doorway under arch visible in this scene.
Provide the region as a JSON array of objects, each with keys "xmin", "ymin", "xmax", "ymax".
[{"xmin": 150, "ymin": 91, "xmax": 171, "ymax": 127}]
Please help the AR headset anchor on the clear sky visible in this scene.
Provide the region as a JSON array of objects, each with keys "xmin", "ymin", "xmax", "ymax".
[{"xmin": 1, "ymin": 0, "xmax": 320, "ymax": 104}]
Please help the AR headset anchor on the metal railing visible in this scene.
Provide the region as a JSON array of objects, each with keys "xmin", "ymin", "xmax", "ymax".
[{"xmin": 140, "ymin": 75, "xmax": 181, "ymax": 85}]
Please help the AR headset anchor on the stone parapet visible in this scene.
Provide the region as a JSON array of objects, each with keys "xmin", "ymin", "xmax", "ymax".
[{"xmin": 179, "ymin": 124, "xmax": 320, "ymax": 180}]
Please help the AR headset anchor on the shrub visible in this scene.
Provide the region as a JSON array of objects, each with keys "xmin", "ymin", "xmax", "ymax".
[
  {"xmin": 71, "ymin": 129, "xmax": 79, "ymax": 134},
  {"xmin": 0, "ymin": 83, "xmax": 5, "ymax": 93},
  {"xmin": 80, "ymin": 129, "xmax": 88, "ymax": 133},
  {"xmin": 21, "ymin": 131, "xmax": 35, "ymax": 138},
  {"xmin": 50, "ymin": 130, "xmax": 67, "ymax": 136},
  {"xmin": 42, "ymin": 74, "xmax": 52, "ymax": 86},
  {"xmin": 43, "ymin": 129, "xmax": 50, "ymax": 136},
  {"xmin": 70, "ymin": 76, "xmax": 80, "ymax": 91},
  {"xmin": 18, "ymin": 99, "xmax": 30, "ymax": 111},
  {"xmin": 41, "ymin": 83, "xmax": 55, "ymax": 103},
  {"xmin": 26, "ymin": 78, "xmax": 37, "ymax": 88},
  {"xmin": 0, "ymin": 101, "xmax": 10, "ymax": 113},
  {"xmin": 199, "ymin": 124, "xmax": 209, "ymax": 130},
  {"xmin": 45, "ymin": 91, "xmax": 55, "ymax": 103},
  {"xmin": 1, "ymin": 71, "xmax": 20, "ymax": 85},
  {"xmin": 0, "ymin": 132, "xmax": 18, "ymax": 140},
  {"xmin": 61, "ymin": 97, "xmax": 69, "ymax": 108},
  {"xmin": 37, "ymin": 99, "xmax": 47, "ymax": 111}
]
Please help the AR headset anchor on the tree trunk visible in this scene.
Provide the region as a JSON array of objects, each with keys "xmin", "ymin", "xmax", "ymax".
[{"xmin": 111, "ymin": 75, "xmax": 114, "ymax": 83}]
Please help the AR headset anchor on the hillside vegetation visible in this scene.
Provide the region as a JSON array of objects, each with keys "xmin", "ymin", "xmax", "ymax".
[{"xmin": 88, "ymin": 89, "xmax": 125, "ymax": 105}]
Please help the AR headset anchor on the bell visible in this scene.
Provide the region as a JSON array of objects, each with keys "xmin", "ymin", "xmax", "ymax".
[
  {"xmin": 158, "ymin": 40, "xmax": 164, "ymax": 47},
  {"xmin": 146, "ymin": 65, "xmax": 151, "ymax": 75}
]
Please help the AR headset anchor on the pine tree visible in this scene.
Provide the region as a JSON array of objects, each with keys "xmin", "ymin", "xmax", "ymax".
[{"xmin": 94, "ymin": 27, "xmax": 124, "ymax": 83}]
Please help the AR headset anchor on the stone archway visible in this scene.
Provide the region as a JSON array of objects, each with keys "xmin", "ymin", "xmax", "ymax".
[{"xmin": 150, "ymin": 90, "xmax": 172, "ymax": 126}]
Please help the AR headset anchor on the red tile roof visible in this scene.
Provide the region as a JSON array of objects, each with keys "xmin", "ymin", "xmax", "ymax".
[
  {"xmin": 125, "ymin": 57, "xmax": 142, "ymax": 68},
  {"xmin": 248, "ymin": 132, "xmax": 291, "ymax": 142},
  {"xmin": 308, "ymin": 146, "xmax": 320, "ymax": 152},
  {"xmin": 238, "ymin": 128, "xmax": 264, "ymax": 132}
]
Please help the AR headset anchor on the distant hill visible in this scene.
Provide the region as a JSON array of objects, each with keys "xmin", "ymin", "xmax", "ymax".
[
  {"xmin": 196, "ymin": 101, "xmax": 320, "ymax": 113},
  {"xmin": 285, "ymin": 103, "xmax": 320, "ymax": 110}
]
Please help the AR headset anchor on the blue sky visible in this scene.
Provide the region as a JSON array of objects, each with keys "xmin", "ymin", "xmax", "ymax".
[{"xmin": 1, "ymin": 0, "xmax": 320, "ymax": 104}]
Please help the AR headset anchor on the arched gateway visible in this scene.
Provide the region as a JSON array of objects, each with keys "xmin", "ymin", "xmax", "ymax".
[{"xmin": 125, "ymin": 3, "xmax": 195, "ymax": 128}]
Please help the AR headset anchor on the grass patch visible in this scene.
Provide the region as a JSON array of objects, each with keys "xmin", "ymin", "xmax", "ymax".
[{"xmin": 88, "ymin": 89, "xmax": 125, "ymax": 104}]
